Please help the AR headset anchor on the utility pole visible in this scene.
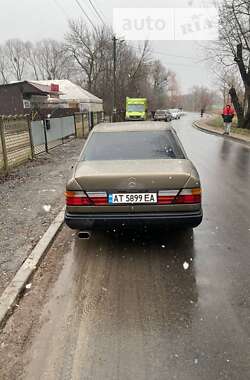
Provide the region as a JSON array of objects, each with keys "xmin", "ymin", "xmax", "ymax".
[{"xmin": 112, "ymin": 36, "xmax": 117, "ymax": 122}]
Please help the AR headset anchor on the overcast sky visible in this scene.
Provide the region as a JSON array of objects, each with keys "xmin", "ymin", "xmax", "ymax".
[{"xmin": 0, "ymin": 0, "xmax": 215, "ymax": 93}]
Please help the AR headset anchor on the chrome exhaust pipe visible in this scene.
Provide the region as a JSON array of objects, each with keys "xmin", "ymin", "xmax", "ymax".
[{"xmin": 78, "ymin": 231, "xmax": 91, "ymax": 240}]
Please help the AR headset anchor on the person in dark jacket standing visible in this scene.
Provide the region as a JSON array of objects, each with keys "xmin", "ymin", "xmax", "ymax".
[{"xmin": 222, "ymin": 104, "xmax": 235, "ymax": 135}]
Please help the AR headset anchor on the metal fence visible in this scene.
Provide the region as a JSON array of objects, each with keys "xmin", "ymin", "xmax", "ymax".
[
  {"xmin": 31, "ymin": 116, "xmax": 76, "ymax": 155},
  {"xmin": 0, "ymin": 111, "xmax": 103, "ymax": 175}
]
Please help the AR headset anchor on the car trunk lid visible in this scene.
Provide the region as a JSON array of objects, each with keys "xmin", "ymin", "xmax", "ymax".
[{"xmin": 74, "ymin": 159, "xmax": 192, "ymax": 191}]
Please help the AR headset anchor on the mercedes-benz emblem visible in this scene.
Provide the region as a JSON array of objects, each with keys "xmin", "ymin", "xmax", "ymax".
[{"xmin": 128, "ymin": 177, "xmax": 136, "ymax": 188}]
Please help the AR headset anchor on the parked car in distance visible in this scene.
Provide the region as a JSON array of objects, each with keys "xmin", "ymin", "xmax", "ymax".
[
  {"xmin": 154, "ymin": 109, "xmax": 172, "ymax": 122},
  {"xmin": 169, "ymin": 109, "xmax": 181, "ymax": 120},
  {"xmin": 164, "ymin": 109, "xmax": 175, "ymax": 120},
  {"xmin": 65, "ymin": 122, "xmax": 203, "ymax": 232}
]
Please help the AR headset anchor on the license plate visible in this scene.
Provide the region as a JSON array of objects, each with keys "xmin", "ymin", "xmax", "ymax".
[{"xmin": 108, "ymin": 193, "xmax": 157, "ymax": 204}]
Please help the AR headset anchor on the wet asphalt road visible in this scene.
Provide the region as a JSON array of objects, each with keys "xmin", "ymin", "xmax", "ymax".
[{"xmin": 23, "ymin": 114, "xmax": 250, "ymax": 380}]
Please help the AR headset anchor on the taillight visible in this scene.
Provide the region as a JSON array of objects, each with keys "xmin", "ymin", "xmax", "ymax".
[
  {"xmin": 65, "ymin": 191, "xmax": 91, "ymax": 206},
  {"xmin": 157, "ymin": 188, "xmax": 201, "ymax": 205},
  {"xmin": 158, "ymin": 190, "xmax": 179, "ymax": 204},
  {"xmin": 175, "ymin": 188, "xmax": 201, "ymax": 204},
  {"xmin": 65, "ymin": 191, "xmax": 108, "ymax": 206},
  {"xmin": 87, "ymin": 192, "xmax": 108, "ymax": 205}
]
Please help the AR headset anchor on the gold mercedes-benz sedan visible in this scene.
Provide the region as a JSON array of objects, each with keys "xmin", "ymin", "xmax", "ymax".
[{"xmin": 65, "ymin": 122, "xmax": 202, "ymax": 231}]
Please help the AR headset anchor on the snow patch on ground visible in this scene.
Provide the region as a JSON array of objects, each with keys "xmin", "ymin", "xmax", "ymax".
[{"xmin": 43, "ymin": 205, "xmax": 51, "ymax": 213}]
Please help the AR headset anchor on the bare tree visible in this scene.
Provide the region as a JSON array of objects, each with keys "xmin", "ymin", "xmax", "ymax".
[
  {"xmin": 116, "ymin": 41, "xmax": 151, "ymax": 103},
  {"xmin": 35, "ymin": 39, "xmax": 72, "ymax": 80},
  {"xmin": 23, "ymin": 42, "xmax": 41, "ymax": 80},
  {"xmin": 4, "ymin": 39, "xmax": 27, "ymax": 81},
  {"xmin": 167, "ymin": 71, "xmax": 182, "ymax": 108},
  {"xmin": 145, "ymin": 60, "xmax": 170, "ymax": 110},
  {"xmin": 151, "ymin": 60, "xmax": 169, "ymax": 91},
  {"xmin": 182, "ymin": 86, "xmax": 218, "ymax": 112},
  {"xmin": 213, "ymin": 65, "xmax": 244, "ymax": 107},
  {"xmin": 65, "ymin": 21, "xmax": 110, "ymax": 91},
  {"xmin": 65, "ymin": 21, "xmax": 156, "ymax": 114},
  {"xmin": 209, "ymin": 0, "xmax": 250, "ymax": 128},
  {"xmin": 0, "ymin": 45, "xmax": 9, "ymax": 84}
]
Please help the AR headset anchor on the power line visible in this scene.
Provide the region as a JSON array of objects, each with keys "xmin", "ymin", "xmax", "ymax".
[
  {"xmin": 87, "ymin": 0, "xmax": 106, "ymax": 25},
  {"xmin": 74, "ymin": 0, "xmax": 96, "ymax": 29},
  {"xmin": 133, "ymin": 46, "xmax": 195, "ymax": 61},
  {"xmin": 161, "ymin": 61, "xmax": 196, "ymax": 67},
  {"xmin": 53, "ymin": 0, "xmax": 69, "ymax": 20},
  {"xmin": 151, "ymin": 50, "xmax": 196, "ymax": 61}
]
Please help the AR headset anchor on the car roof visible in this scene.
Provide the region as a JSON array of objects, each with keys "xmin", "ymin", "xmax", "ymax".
[{"xmin": 93, "ymin": 122, "xmax": 174, "ymax": 133}]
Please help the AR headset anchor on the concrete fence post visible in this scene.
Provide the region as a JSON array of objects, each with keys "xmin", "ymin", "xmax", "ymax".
[
  {"xmin": 84, "ymin": 112, "xmax": 89, "ymax": 137},
  {"xmin": 61, "ymin": 118, "xmax": 64, "ymax": 144},
  {"xmin": 74, "ymin": 112, "xmax": 84, "ymax": 138},
  {"xmin": 90, "ymin": 112, "xmax": 94, "ymax": 130},
  {"xmin": 73, "ymin": 114, "xmax": 77, "ymax": 137},
  {"xmin": 87, "ymin": 112, "xmax": 90, "ymax": 130},
  {"xmin": 27, "ymin": 115, "xmax": 35, "ymax": 159},
  {"xmin": 43, "ymin": 119, "xmax": 49, "ymax": 153},
  {"xmin": 82, "ymin": 113, "xmax": 85, "ymax": 137},
  {"xmin": 0, "ymin": 117, "xmax": 8, "ymax": 175}
]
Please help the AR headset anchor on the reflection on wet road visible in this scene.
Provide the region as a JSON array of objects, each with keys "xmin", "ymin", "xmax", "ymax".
[{"xmin": 24, "ymin": 114, "xmax": 250, "ymax": 380}]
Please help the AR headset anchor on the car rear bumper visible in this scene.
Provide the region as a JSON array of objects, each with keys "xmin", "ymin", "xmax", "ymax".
[{"xmin": 65, "ymin": 210, "xmax": 203, "ymax": 230}]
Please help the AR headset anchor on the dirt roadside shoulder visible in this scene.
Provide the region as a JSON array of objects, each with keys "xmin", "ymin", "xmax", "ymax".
[
  {"xmin": 0, "ymin": 226, "xmax": 74, "ymax": 380},
  {"xmin": 193, "ymin": 119, "xmax": 250, "ymax": 146},
  {"xmin": 0, "ymin": 138, "xmax": 83, "ymax": 296}
]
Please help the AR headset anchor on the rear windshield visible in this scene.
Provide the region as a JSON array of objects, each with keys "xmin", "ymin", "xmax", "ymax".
[
  {"xmin": 155, "ymin": 110, "xmax": 165, "ymax": 115},
  {"xmin": 81, "ymin": 131, "xmax": 185, "ymax": 161}
]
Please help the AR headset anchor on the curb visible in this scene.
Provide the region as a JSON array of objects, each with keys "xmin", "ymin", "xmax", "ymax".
[
  {"xmin": 193, "ymin": 121, "xmax": 250, "ymax": 147},
  {"xmin": 0, "ymin": 208, "xmax": 65, "ymax": 329}
]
